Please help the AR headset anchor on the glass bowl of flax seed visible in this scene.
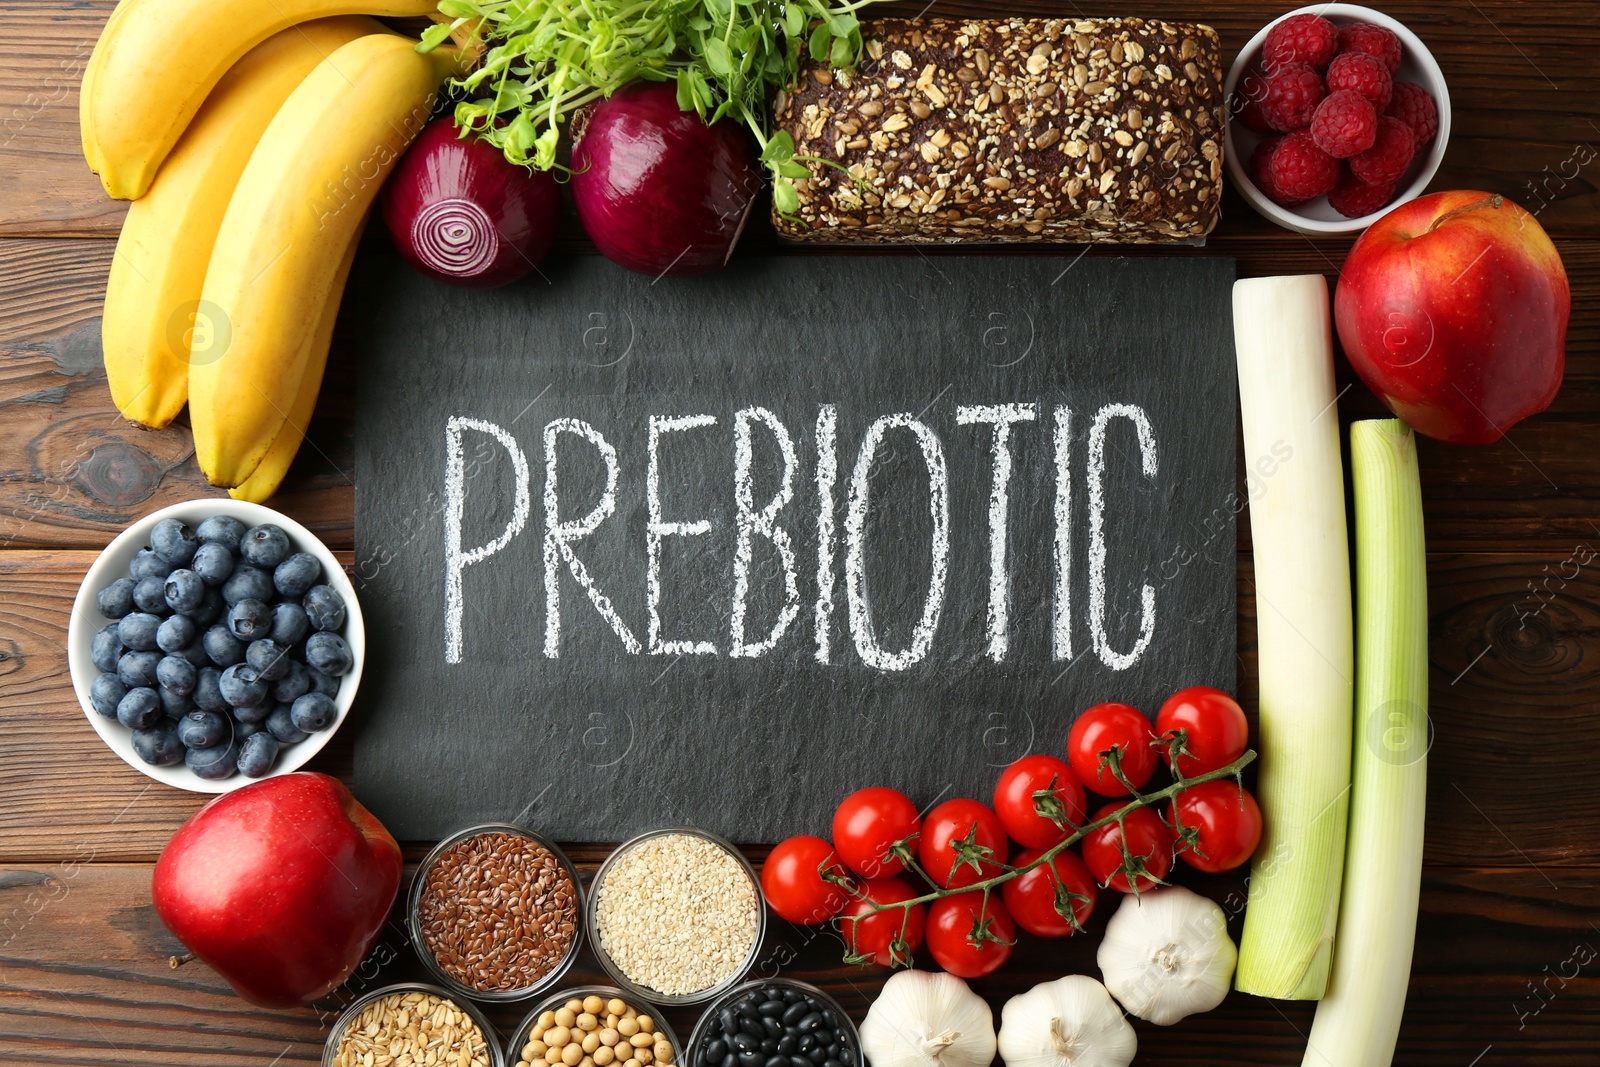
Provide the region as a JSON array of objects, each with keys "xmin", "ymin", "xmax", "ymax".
[{"xmin": 409, "ymin": 823, "xmax": 586, "ymax": 1003}]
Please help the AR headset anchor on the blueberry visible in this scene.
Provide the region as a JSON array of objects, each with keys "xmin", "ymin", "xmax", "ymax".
[
  {"xmin": 273, "ymin": 552, "xmax": 321, "ymax": 598},
  {"xmin": 183, "ymin": 585, "xmax": 225, "ymax": 626},
  {"xmin": 222, "ymin": 564, "xmax": 273, "ymax": 606},
  {"xmin": 219, "ymin": 663, "xmax": 268, "ymax": 708},
  {"xmin": 187, "ymin": 739, "xmax": 239, "ymax": 780},
  {"xmin": 193, "ymin": 666, "xmax": 227, "ymax": 712},
  {"xmin": 158, "ymin": 686, "xmax": 194, "ymax": 718},
  {"xmin": 308, "ymin": 666, "xmax": 340, "ymax": 698},
  {"xmin": 177, "ymin": 709, "xmax": 228, "ymax": 749},
  {"xmin": 272, "ymin": 659, "xmax": 311, "ymax": 704},
  {"xmin": 176, "ymin": 639, "xmax": 212, "ymax": 668},
  {"xmin": 97, "ymin": 578, "xmax": 137, "ymax": 619},
  {"xmin": 234, "ymin": 718, "xmax": 268, "ymax": 740},
  {"xmin": 116, "ymin": 686, "xmax": 164, "ymax": 729},
  {"xmin": 129, "ymin": 548, "xmax": 174, "ymax": 581},
  {"xmin": 303, "ymin": 632, "xmax": 353, "ymax": 677},
  {"xmin": 163, "ymin": 568, "xmax": 206, "ymax": 614},
  {"xmin": 302, "ymin": 584, "xmax": 347, "ymax": 632},
  {"xmin": 150, "ymin": 518, "xmax": 199, "ymax": 566},
  {"xmin": 89, "ymin": 673, "xmax": 127, "ymax": 718},
  {"xmin": 202, "ymin": 624, "xmax": 246, "ymax": 667},
  {"xmin": 116, "ymin": 612, "xmax": 160, "ymax": 652},
  {"xmin": 197, "ymin": 515, "xmax": 247, "ymax": 551},
  {"xmin": 289, "ymin": 691, "xmax": 336, "ymax": 732},
  {"xmin": 270, "ymin": 602, "xmax": 310, "ymax": 647},
  {"xmin": 132, "ymin": 723, "xmax": 186, "ymax": 766},
  {"xmin": 132, "ymin": 575, "xmax": 169, "ymax": 614},
  {"xmin": 91, "ymin": 623, "xmax": 123, "ymax": 673},
  {"xmin": 117, "ymin": 649, "xmax": 161, "ymax": 688},
  {"xmin": 265, "ymin": 703, "xmax": 309, "ymax": 744},
  {"xmin": 156, "ymin": 615, "xmax": 197, "ymax": 655},
  {"xmin": 228, "ymin": 598, "xmax": 273, "ymax": 642},
  {"xmin": 246, "ymin": 639, "xmax": 292, "ymax": 681},
  {"xmin": 240, "ymin": 524, "xmax": 291, "ymax": 569},
  {"xmin": 237, "ymin": 732, "xmax": 281, "ymax": 778},
  {"xmin": 233, "ymin": 697, "xmax": 273, "ymax": 729},
  {"xmin": 191, "ymin": 541, "xmax": 235, "ymax": 586},
  {"xmin": 156, "ymin": 655, "xmax": 196, "ymax": 696}
]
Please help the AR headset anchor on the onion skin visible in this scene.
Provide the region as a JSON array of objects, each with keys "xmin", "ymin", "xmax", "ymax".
[
  {"xmin": 382, "ymin": 117, "xmax": 560, "ymax": 288},
  {"xmin": 571, "ymin": 81, "xmax": 759, "ymax": 276}
]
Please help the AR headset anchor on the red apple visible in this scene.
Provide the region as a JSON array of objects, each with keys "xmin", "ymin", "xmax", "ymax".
[
  {"xmin": 153, "ymin": 772, "xmax": 402, "ymax": 1008},
  {"xmin": 1334, "ymin": 190, "xmax": 1568, "ymax": 444}
]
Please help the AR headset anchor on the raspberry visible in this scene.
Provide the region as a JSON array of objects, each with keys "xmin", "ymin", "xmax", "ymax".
[
  {"xmin": 1328, "ymin": 168, "xmax": 1397, "ymax": 218},
  {"xmin": 1233, "ymin": 71, "xmax": 1275, "ymax": 134},
  {"xmin": 1265, "ymin": 129, "xmax": 1339, "ymax": 205},
  {"xmin": 1260, "ymin": 63, "xmax": 1326, "ymax": 132},
  {"xmin": 1311, "ymin": 91, "xmax": 1377, "ymax": 158},
  {"xmin": 1263, "ymin": 13, "xmax": 1340, "ymax": 72},
  {"xmin": 1337, "ymin": 22, "xmax": 1402, "ymax": 74},
  {"xmin": 1249, "ymin": 136, "xmax": 1284, "ymax": 200},
  {"xmin": 1385, "ymin": 82, "xmax": 1439, "ymax": 146},
  {"xmin": 1326, "ymin": 52, "xmax": 1392, "ymax": 109},
  {"xmin": 1350, "ymin": 116, "xmax": 1416, "ymax": 185}
]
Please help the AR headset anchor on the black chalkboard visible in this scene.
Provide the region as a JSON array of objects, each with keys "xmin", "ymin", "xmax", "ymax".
[{"xmin": 350, "ymin": 253, "xmax": 1237, "ymax": 842}]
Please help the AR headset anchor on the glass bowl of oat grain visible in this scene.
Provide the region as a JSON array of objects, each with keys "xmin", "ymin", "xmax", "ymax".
[
  {"xmin": 323, "ymin": 981, "xmax": 503, "ymax": 1067},
  {"xmin": 585, "ymin": 827, "xmax": 764, "ymax": 1007},
  {"xmin": 409, "ymin": 823, "xmax": 586, "ymax": 1004}
]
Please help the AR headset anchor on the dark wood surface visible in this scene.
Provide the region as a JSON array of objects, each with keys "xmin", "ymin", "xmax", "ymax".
[{"xmin": 1, "ymin": 1, "xmax": 1597, "ymax": 1064}]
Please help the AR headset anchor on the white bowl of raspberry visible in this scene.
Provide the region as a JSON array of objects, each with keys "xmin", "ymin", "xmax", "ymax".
[{"xmin": 1224, "ymin": 3, "xmax": 1450, "ymax": 234}]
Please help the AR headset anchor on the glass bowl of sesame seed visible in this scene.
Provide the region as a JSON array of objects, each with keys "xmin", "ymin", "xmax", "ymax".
[
  {"xmin": 408, "ymin": 823, "xmax": 586, "ymax": 1004},
  {"xmin": 323, "ymin": 981, "xmax": 504, "ymax": 1067},
  {"xmin": 586, "ymin": 827, "xmax": 766, "ymax": 1007},
  {"xmin": 506, "ymin": 985, "xmax": 684, "ymax": 1067}
]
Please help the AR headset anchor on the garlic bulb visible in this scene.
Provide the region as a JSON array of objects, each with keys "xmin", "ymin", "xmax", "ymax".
[
  {"xmin": 997, "ymin": 976, "xmax": 1136, "ymax": 1067},
  {"xmin": 860, "ymin": 970, "xmax": 995, "ymax": 1067},
  {"xmin": 1097, "ymin": 885, "xmax": 1238, "ymax": 1026}
]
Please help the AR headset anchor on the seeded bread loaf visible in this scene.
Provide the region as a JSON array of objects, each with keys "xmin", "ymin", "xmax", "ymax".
[{"xmin": 772, "ymin": 17, "xmax": 1224, "ymax": 243}]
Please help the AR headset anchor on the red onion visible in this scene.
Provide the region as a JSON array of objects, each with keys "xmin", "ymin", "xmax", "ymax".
[
  {"xmin": 571, "ymin": 81, "xmax": 759, "ymax": 276},
  {"xmin": 382, "ymin": 118, "xmax": 561, "ymax": 288}
]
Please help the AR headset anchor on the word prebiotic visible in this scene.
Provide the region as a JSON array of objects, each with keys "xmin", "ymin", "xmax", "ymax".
[{"xmin": 441, "ymin": 401, "xmax": 1161, "ymax": 672}]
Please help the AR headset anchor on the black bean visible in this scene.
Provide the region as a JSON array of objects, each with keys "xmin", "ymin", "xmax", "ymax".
[
  {"xmin": 733, "ymin": 1033, "xmax": 761, "ymax": 1054},
  {"xmin": 759, "ymin": 1000, "xmax": 787, "ymax": 1018},
  {"xmin": 739, "ymin": 1054, "xmax": 764, "ymax": 1067},
  {"xmin": 839, "ymin": 1049, "xmax": 854, "ymax": 1066},
  {"xmin": 766, "ymin": 1056, "xmax": 789, "ymax": 1067},
  {"xmin": 722, "ymin": 1054, "xmax": 737, "ymax": 1067},
  {"xmin": 706, "ymin": 1040, "xmax": 728, "ymax": 1063},
  {"xmin": 826, "ymin": 1043, "xmax": 840, "ymax": 1059},
  {"xmin": 783, "ymin": 989, "xmax": 803, "ymax": 1003},
  {"xmin": 762, "ymin": 987, "xmax": 785, "ymax": 1002},
  {"xmin": 806, "ymin": 1048, "xmax": 829, "ymax": 1065},
  {"xmin": 740, "ymin": 998, "xmax": 764, "ymax": 1020},
  {"xmin": 797, "ymin": 1034, "xmax": 818, "ymax": 1053},
  {"xmin": 762, "ymin": 1039, "xmax": 779, "ymax": 1055},
  {"xmin": 789, "ymin": 1058, "xmax": 811, "ymax": 1067},
  {"xmin": 797, "ymin": 1014, "xmax": 825, "ymax": 1034},
  {"xmin": 762, "ymin": 1017, "xmax": 784, "ymax": 1038},
  {"xmin": 824, "ymin": 1060, "xmax": 844, "ymax": 1067},
  {"xmin": 742, "ymin": 1017, "xmax": 768, "ymax": 1039},
  {"xmin": 781, "ymin": 1002, "xmax": 809, "ymax": 1026},
  {"xmin": 721, "ymin": 1009, "xmax": 742, "ymax": 1035},
  {"xmin": 777, "ymin": 1036, "xmax": 797, "ymax": 1056}
]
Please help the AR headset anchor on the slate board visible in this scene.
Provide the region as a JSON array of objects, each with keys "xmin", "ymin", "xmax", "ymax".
[{"xmin": 350, "ymin": 253, "xmax": 1237, "ymax": 842}]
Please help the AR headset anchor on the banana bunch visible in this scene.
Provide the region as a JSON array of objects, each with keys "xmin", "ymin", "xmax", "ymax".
[{"xmin": 85, "ymin": 0, "xmax": 457, "ymax": 500}]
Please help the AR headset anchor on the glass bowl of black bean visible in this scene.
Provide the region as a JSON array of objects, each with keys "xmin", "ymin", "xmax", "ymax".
[{"xmin": 687, "ymin": 978, "xmax": 861, "ymax": 1067}]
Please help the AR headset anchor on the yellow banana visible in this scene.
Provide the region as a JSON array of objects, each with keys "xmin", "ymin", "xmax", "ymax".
[
  {"xmin": 102, "ymin": 16, "xmax": 378, "ymax": 429},
  {"xmin": 81, "ymin": 0, "xmax": 140, "ymax": 171},
  {"xmin": 229, "ymin": 230, "xmax": 362, "ymax": 503},
  {"xmin": 81, "ymin": 0, "xmax": 437, "ymax": 199},
  {"xmin": 190, "ymin": 33, "xmax": 456, "ymax": 487}
]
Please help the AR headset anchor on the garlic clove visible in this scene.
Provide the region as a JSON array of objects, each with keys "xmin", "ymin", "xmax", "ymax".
[
  {"xmin": 860, "ymin": 970, "xmax": 995, "ymax": 1067},
  {"xmin": 997, "ymin": 976, "xmax": 1135, "ymax": 1067},
  {"xmin": 1097, "ymin": 885, "xmax": 1237, "ymax": 1026}
]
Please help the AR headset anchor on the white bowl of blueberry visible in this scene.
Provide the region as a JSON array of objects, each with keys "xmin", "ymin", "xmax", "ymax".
[{"xmin": 67, "ymin": 499, "xmax": 364, "ymax": 792}]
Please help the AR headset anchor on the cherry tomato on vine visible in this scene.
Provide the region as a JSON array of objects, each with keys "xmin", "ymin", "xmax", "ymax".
[
  {"xmin": 761, "ymin": 835, "xmax": 850, "ymax": 924},
  {"xmin": 1080, "ymin": 802, "xmax": 1175, "ymax": 893},
  {"xmin": 833, "ymin": 787, "xmax": 921, "ymax": 877},
  {"xmin": 839, "ymin": 876, "xmax": 926, "ymax": 967},
  {"xmin": 1156, "ymin": 686, "xmax": 1250, "ymax": 777},
  {"xmin": 918, "ymin": 798, "xmax": 1007, "ymax": 889},
  {"xmin": 993, "ymin": 754, "xmax": 1087, "ymax": 849},
  {"xmin": 1067, "ymin": 703, "xmax": 1159, "ymax": 796},
  {"xmin": 1169, "ymin": 780, "xmax": 1263, "ymax": 873},
  {"xmin": 925, "ymin": 892, "xmax": 1015, "ymax": 978},
  {"xmin": 1000, "ymin": 846, "xmax": 1097, "ymax": 938}
]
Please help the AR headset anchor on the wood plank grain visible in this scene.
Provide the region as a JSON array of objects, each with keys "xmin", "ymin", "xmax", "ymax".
[
  {"xmin": 2, "ymin": 547, "xmax": 1597, "ymax": 871},
  {"xmin": 2, "ymin": 236, "xmax": 1599, "ymax": 552},
  {"xmin": 5, "ymin": 1, "xmax": 1600, "ymax": 238},
  {"xmin": 0, "ymin": 862, "xmax": 1592, "ymax": 1066}
]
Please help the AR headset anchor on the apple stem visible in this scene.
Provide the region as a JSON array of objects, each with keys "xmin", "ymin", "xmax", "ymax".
[
  {"xmin": 1427, "ymin": 193, "xmax": 1504, "ymax": 233},
  {"xmin": 168, "ymin": 953, "xmax": 194, "ymax": 969}
]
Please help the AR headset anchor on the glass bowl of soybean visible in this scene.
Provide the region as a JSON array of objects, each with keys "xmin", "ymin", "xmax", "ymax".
[
  {"xmin": 507, "ymin": 985, "xmax": 684, "ymax": 1067},
  {"xmin": 687, "ymin": 978, "xmax": 860, "ymax": 1067}
]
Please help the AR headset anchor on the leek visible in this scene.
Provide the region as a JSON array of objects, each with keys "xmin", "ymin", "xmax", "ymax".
[
  {"xmin": 1231, "ymin": 276, "xmax": 1354, "ymax": 1000},
  {"xmin": 1303, "ymin": 419, "xmax": 1429, "ymax": 1065}
]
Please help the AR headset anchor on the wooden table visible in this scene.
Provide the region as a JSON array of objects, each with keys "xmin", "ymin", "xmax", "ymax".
[{"xmin": 2, "ymin": 1, "xmax": 1596, "ymax": 1063}]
